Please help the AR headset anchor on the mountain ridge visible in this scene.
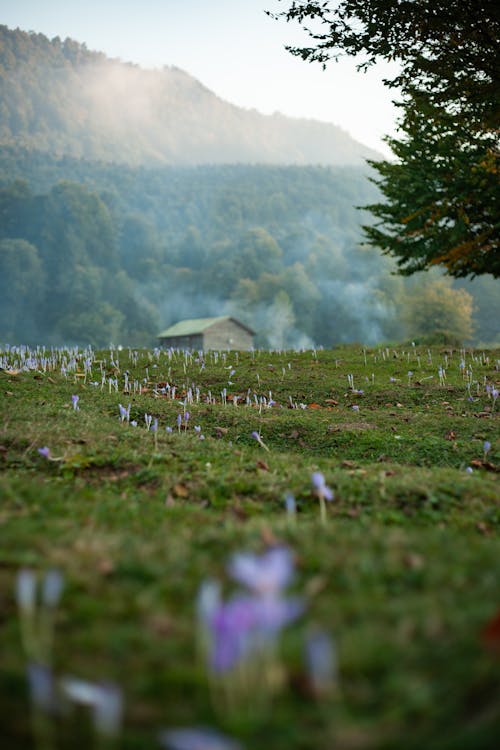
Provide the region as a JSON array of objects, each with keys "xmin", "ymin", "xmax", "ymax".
[{"xmin": 0, "ymin": 25, "xmax": 381, "ymax": 167}]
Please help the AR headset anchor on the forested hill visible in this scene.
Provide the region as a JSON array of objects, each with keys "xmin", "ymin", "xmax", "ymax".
[
  {"xmin": 0, "ymin": 25, "xmax": 380, "ymax": 166},
  {"xmin": 1, "ymin": 145, "xmax": 498, "ymax": 348}
]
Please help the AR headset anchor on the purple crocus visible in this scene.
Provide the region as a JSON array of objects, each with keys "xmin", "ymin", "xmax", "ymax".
[
  {"xmin": 228, "ymin": 547, "xmax": 295, "ymax": 595},
  {"xmin": 304, "ymin": 629, "xmax": 337, "ymax": 696},
  {"xmin": 209, "ymin": 595, "xmax": 257, "ymax": 672},
  {"xmin": 42, "ymin": 569, "xmax": 64, "ymax": 608},
  {"xmin": 71, "ymin": 394, "xmax": 79, "ymax": 411},
  {"xmin": 16, "ymin": 568, "xmax": 37, "ymax": 612},
  {"xmin": 200, "ymin": 547, "xmax": 303, "ymax": 676},
  {"xmin": 311, "ymin": 472, "xmax": 334, "ymax": 524},
  {"xmin": 118, "ymin": 403, "xmax": 130, "ymax": 422},
  {"xmin": 311, "ymin": 473, "xmax": 334, "ymax": 502},
  {"xmin": 159, "ymin": 726, "xmax": 242, "ymax": 750},
  {"xmin": 27, "ymin": 662, "xmax": 56, "ymax": 712},
  {"xmin": 38, "ymin": 446, "xmax": 51, "ymax": 459},
  {"xmin": 285, "ymin": 492, "xmax": 296, "ymax": 520},
  {"xmin": 59, "ymin": 677, "xmax": 123, "ymax": 737},
  {"xmin": 209, "ymin": 593, "xmax": 302, "ymax": 673},
  {"xmin": 251, "ymin": 431, "xmax": 269, "ymax": 452}
]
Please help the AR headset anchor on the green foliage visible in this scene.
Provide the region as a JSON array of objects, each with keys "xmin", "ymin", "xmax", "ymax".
[
  {"xmin": 0, "ymin": 238, "xmax": 44, "ymax": 340},
  {"xmin": 0, "ymin": 179, "xmax": 158, "ymax": 346},
  {"xmin": 274, "ymin": 1, "xmax": 500, "ymax": 277},
  {"xmin": 364, "ymin": 100, "xmax": 500, "ymax": 278},
  {"xmin": 401, "ymin": 277, "xmax": 475, "ymax": 344},
  {"xmin": 0, "ymin": 151, "xmax": 496, "ymax": 347}
]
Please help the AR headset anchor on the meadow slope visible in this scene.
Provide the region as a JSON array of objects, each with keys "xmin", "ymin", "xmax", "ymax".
[{"xmin": 0, "ymin": 344, "xmax": 499, "ymax": 750}]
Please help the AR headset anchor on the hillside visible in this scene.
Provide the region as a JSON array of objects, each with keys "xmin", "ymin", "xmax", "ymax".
[{"xmin": 0, "ymin": 25, "xmax": 380, "ymax": 166}]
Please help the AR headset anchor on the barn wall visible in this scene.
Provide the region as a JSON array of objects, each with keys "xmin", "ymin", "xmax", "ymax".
[
  {"xmin": 159, "ymin": 335, "xmax": 203, "ymax": 349},
  {"xmin": 204, "ymin": 320, "xmax": 253, "ymax": 350}
]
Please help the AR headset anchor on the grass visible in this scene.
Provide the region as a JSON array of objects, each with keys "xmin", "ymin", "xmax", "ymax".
[{"xmin": 0, "ymin": 344, "xmax": 499, "ymax": 749}]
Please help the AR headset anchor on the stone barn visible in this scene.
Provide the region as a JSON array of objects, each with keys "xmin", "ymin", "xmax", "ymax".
[{"xmin": 157, "ymin": 316, "xmax": 254, "ymax": 351}]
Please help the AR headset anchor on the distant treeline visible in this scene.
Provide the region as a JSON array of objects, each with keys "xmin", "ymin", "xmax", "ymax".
[{"xmin": 0, "ymin": 147, "xmax": 498, "ymax": 347}]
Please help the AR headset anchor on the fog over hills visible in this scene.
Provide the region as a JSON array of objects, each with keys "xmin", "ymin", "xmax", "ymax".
[{"xmin": 0, "ymin": 25, "xmax": 380, "ymax": 166}]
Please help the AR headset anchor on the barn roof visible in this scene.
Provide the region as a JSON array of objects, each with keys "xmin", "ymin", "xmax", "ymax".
[{"xmin": 157, "ymin": 316, "xmax": 254, "ymax": 338}]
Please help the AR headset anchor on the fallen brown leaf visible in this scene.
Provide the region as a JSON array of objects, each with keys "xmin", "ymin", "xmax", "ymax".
[
  {"xmin": 260, "ymin": 525, "xmax": 280, "ymax": 547},
  {"xmin": 476, "ymin": 521, "xmax": 491, "ymax": 535},
  {"xmin": 404, "ymin": 553, "xmax": 425, "ymax": 570},
  {"xmin": 481, "ymin": 609, "xmax": 500, "ymax": 653},
  {"xmin": 98, "ymin": 559, "xmax": 115, "ymax": 576},
  {"xmin": 173, "ymin": 483, "xmax": 189, "ymax": 498},
  {"xmin": 470, "ymin": 459, "xmax": 498, "ymax": 473}
]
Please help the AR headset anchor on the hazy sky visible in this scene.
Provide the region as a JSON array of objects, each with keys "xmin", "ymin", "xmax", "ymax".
[{"xmin": 0, "ymin": 0, "xmax": 400, "ymax": 156}]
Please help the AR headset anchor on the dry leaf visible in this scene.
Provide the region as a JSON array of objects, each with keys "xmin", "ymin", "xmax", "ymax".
[
  {"xmin": 98, "ymin": 559, "xmax": 115, "ymax": 576},
  {"xmin": 148, "ymin": 614, "xmax": 173, "ymax": 636},
  {"xmin": 404, "ymin": 553, "xmax": 424, "ymax": 570},
  {"xmin": 231, "ymin": 506, "xmax": 249, "ymax": 521},
  {"xmin": 481, "ymin": 609, "xmax": 500, "ymax": 652},
  {"xmin": 173, "ymin": 483, "xmax": 189, "ymax": 498},
  {"xmin": 260, "ymin": 525, "xmax": 280, "ymax": 546},
  {"xmin": 256, "ymin": 460, "xmax": 270, "ymax": 472},
  {"xmin": 470, "ymin": 459, "xmax": 498, "ymax": 473},
  {"xmin": 476, "ymin": 521, "xmax": 491, "ymax": 535}
]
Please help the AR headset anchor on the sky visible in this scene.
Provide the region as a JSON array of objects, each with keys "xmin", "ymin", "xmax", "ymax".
[{"xmin": 0, "ymin": 0, "xmax": 400, "ymax": 156}]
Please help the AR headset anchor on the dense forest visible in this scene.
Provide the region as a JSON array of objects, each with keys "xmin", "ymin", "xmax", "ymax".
[
  {"xmin": 1, "ymin": 147, "xmax": 498, "ymax": 348},
  {"xmin": 0, "ymin": 27, "xmax": 498, "ymax": 349}
]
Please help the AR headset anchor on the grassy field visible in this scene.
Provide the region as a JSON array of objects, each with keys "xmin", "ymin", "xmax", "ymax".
[{"xmin": 0, "ymin": 343, "xmax": 499, "ymax": 750}]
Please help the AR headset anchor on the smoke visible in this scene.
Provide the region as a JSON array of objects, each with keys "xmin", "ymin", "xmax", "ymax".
[{"xmin": 315, "ymin": 277, "xmax": 398, "ymax": 345}]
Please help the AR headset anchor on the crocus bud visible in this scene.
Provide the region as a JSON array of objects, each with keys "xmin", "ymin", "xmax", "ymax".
[
  {"xmin": 42, "ymin": 569, "xmax": 64, "ymax": 608},
  {"xmin": 16, "ymin": 568, "xmax": 37, "ymax": 613}
]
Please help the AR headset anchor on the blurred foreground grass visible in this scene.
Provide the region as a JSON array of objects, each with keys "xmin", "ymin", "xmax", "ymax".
[{"xmin": 0, "ymin": 344, "xmax": 499, "ymax": 749}]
